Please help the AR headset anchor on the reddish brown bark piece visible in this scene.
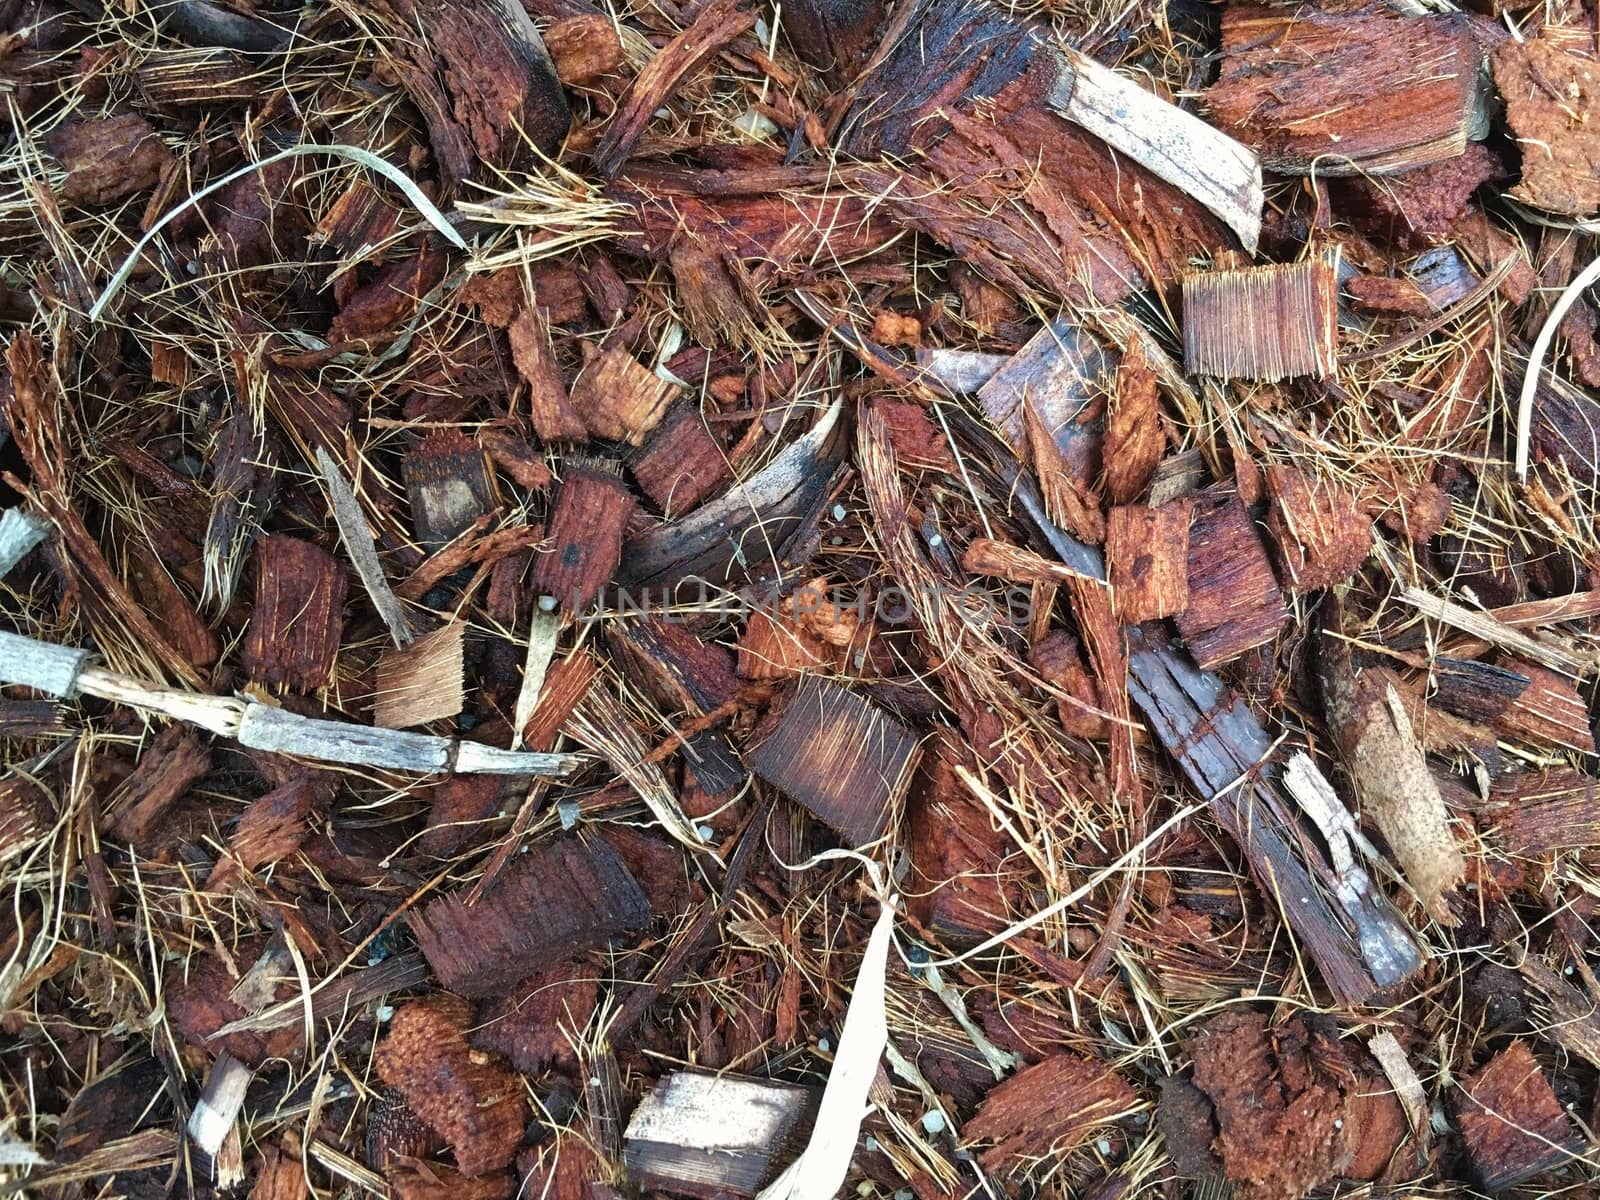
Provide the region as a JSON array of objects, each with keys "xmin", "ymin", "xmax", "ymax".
[
  {"xmin": 1493, "ymin": 768, "xmax": 1600, "ymax": 854},
  {"xmin": 1031, "ymin": 630, "xmax": 1106, "ymax": 740},
  {"xmin": 966, "ymin": 1053, "xmax": 1135, "ymax": 1170},
  {"xmin": 328, "ymin": 247, "xmax": 447, "ymax": 345},
  {"xmin": 206, "ymin": 772, "xmax": 331, "ymax": 888},
  {"xmin": 570, "ymin": 346, "xmax": 677, "ymax": 445},
  {"xmin": 507, "ymin": 308, "xmax": 587, "ymax": 442},
  {"xmin": 1493, "ymin": 661, "xmax": 1596, "ymax": 755},
  {"xmin": 243, "ymin": 535, "xmax": 347, "ymax": 694},
  {"xmin": 1104, "ymin": 340, "xmax": 1163, "ymax": 505},
  {"xmin": 1173, "ymin": 495, "xmax": 1286, "ymax": 669},
  {"xmin": 869, "ymin": 397, "xmax": 955, "ymax": 472},
  {"xmin": 841, "ymin": 0, "xmax": 1228, "ymax": 305},
  {"xmin": 472, "ymin": 962, "xmax": 598, "ymax": 1076},
  {"xmin": 480, "ymin": 428, "xmax": 552, "ymax": 492},
  {"xmin": 529, "ymin": 459, "xmax": 634, "ymax": 611},
  {"xmin": 1206, "ymin": 7, "xmax": 1478, "ymax": 173},
  {"xmin": 1189, "ymin": 1011, "xmax": 1407, "ymax": 1200},
  {"xmin": 163, "ymin": 945, "xmax": 301, "ymax": 1066},
  {"xmin": 1264, "ymin": 467, "xmax": 1372, "ymax": 592},
  {"xmin": 736, "ymin": 583, "xmax": 851, "ymax": 680},
  {"xmin": 1346, "ymin": 274, "xmax": 1433, "ymax": 317},
  {"xmin": 1342, "ymin": 144, "xmax": 1502, "ymax": 249},
  {"xmin": 906, "ymin": 729, "xmax": 1022, "ymax": 942},
  {"xmin": 375, "ymin": 995, "xmax": 525, "ymax": 1178},
  {"xmin": 408, "ymin": 836, "xmax": 650, "ymax": 996},
  {"xmin": 1451, "ymin": 210, "xmax": 1539, "ymax": 306},
  {"xmin": 403, "ymin": 429, "xmax": 498, "ymax": 549},
  {"xmin": 1492, "ymin": 34, "xmax": 1600, "ymax": 216},
  {"xmin": 250, "ymin": 1138, "xmax": 307, "ymax": 1200},
  {"xmin": 106, "ymin": 726, "xmax": 211, "ymax": 850},
  {"xmin": 1457, "ymin": 1041, "xmax": 1581, "ymax": 1189},
  {"xmin": 48, "ymin": 113, "xmax": 173, "ymax": 207},
  {"xmin": 520, "ymin": 650, "xmax": 600, "ymax": 750},
  {"xmin": 748, "ymin": 676, "xmax": 920, "ymax": 847},
  {"xmin": 368, "ymin": 0, "xmax": 568, "ymax": 182},
  {"xmin": 544, "ymin": 14, "xmax": 626, "ymax": 86},
  {"xmin": 592, "ymin": 0, "xmax": 756, "ymax": 176},
  {"xmin": 1183, "ymin": 257, "xmax": 1339, "ymax": 382},
  {"xmin": 1106, "ymin": 502, "xmax": 1191, "ymax": 623},
  {"xmin": 389, "ymin": 1162, "xmax": 514, "ymax": 1200},
  {"xmin": 629, "ymin": 403, "xmax": 730, "ymax": 517}
]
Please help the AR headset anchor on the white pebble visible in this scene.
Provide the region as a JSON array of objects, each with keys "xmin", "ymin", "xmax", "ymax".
[{"xmin": 921, "ymin": 1110, "xmax": 946, "ymax": 1134}]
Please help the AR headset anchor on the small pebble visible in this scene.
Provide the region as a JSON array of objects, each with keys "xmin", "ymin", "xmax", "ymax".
[
  {"xmin": 558, "ymin": 798, "xmax": 581, "ymax": 831},
  {"xmin": 817, "ymin": 1038, "xmax": 831, "ymax": 1053},
  {"xmin": 1095, "ymin": 1137, "xmax": 1111, "ymax": 1155},
  {"xmin": 921, "ymin": 1110, "xmax": 946, "ymax": 1134},
  {"xmin": 376, "ymin": 1004, "xmax": 394, "ymax": 1021},
  {"xmin": 833, "ymin": 504, "xmax": 847, "ymax": 521},
  {"xmin": 696, "ymin": 823, "xmax": 715, "ymax": 841}
]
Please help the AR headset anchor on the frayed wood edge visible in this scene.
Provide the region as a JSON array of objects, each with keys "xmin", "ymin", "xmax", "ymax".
[
  {"xmin": 1047, "ymin": 47, "xmax": 1263, "ymax": 253},
  {"xmin": 1401, "ymin": 585, "xmax": 1591, "ymax": 676}
]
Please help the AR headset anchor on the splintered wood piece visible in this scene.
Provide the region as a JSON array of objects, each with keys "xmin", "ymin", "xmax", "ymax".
[
  {"xmin": 520, "ymin": 649, "xmax": 599, "ymax": 750},
  {"xmin": 408, "ymin": 836, "xmax": 649, "ymax": 996},
  {"xmin": 1430, "ymin": 657, "xmax": 1529, "ymax": 722},
  {"xmin": 106, "ymin": 726, "xmax": 210, "ymax": 849},
  {"xmin": 1031, "ymin": 630, "xmax": 1106, "ymax": 740},
  {"xmin": 966, "ymin": 1053, "xmax": 1135, "ymax": 1170},
  {"xmin": 1103, "ymin": 339, "xmax": 1164, "ymax": 505},
  {"xmin": 529, "ymin": 459, "xmax": 634, "ymax": 611},
  {"xmin": 1205, "ymin": 6, "xmax": 1479, "ymax": 174},
  {"xmin": 907, "ymin": 729, "xmax": 1021, "ymax": 941},
  {"xmin": 0, "ymin": 774, "xmax": 51, "ymax": 864},
  {"xmin": 748, "ymin": 677, "xmax": 920, "ymax": 848},
  {"xmin": 962, "ymin": 537, "xmax": 1089, "ymax": 586},
  {"xmin": 1182, "ymin": 256, "xmax": 1339, "ymax": 381},
  {"xmin": 622, "ymin": 1073, "xmax": 818, "ymax": 1197},
  {"xmin": 206, "ymin": 772, "xmax": 330, "ymax": 888},
  {"xmin": 1457, "ymin": 1042, "xmax": 1581, "ymax": 1190},
  {"xmin": 1126, "ymin": 625, "xmax": 1424, "ymax": 1004},
  {"xmin": 1173, "ymin": 495, "xmax": 1287, "ymax": 669},
  {"xmin": 1106, "ymin": 502, "xmax": 1190, "ymax": 623},
  {"xmin": 1264, "ymin": 467, "xmax": 1372, "ymax": 591},
  {"xmin": 507, "ymin": 307, "xmax": 586, "ymax": 442},
  {"xmin": 1493, "ymin": 661, "xmax": 1596, "ymax": 754},
  {"xmin": 629, "ymin": 403, "xmax": 730, "ymax": 517},
  {"xmin": 1320, "ymin": 635, "xmax": 1466, "ymax": 922},
  {"xmin": 402, "ymin": 430, "xmax": 497, "ymax": 549},
  {"xmin": 1025, "ymin": 401, "xmax": 1104, "ymax": 544},
  {"xmin": 1492, "ymin": 33, "xmax": 1600, "ymax": 216},
  {"xmin": 592, "ymin": 0, "xmax": 756, "ymax": 176},
  {"xmin": 374, "ymin": 995, "xmax": 525, "ymax": 1178},
  {"xmin": 569, "ymin": 346, "xmax": 678, "ymax": 445},
  {"xmin": 250, "ymin": 1138, "xmax": 308, "ymax": 1200},
  {"xmin": 187, "ymin": 1052, "xmax": 252, "ymax": 1158},
  {"xmin": 243, "ymin": 535, "xmax": 348, "ymax": 694},
  {"xmin": 374, "ymin": 622, "xmax": 466, "ymax": 729},
  {"xmin": 368, "ymin": 0, "xmax": 567, "ymax": 181},
  {"xmin": 1493, "ymin": 769, "xmax": 1600, "ymax": 854},
  {"xmin": 1045, "ymin": 46, "xmax": 1263, "ymax": 251},
  {"xmin": 976, "ymin": 318, "xmax": 1109, "ymax": 456}
]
